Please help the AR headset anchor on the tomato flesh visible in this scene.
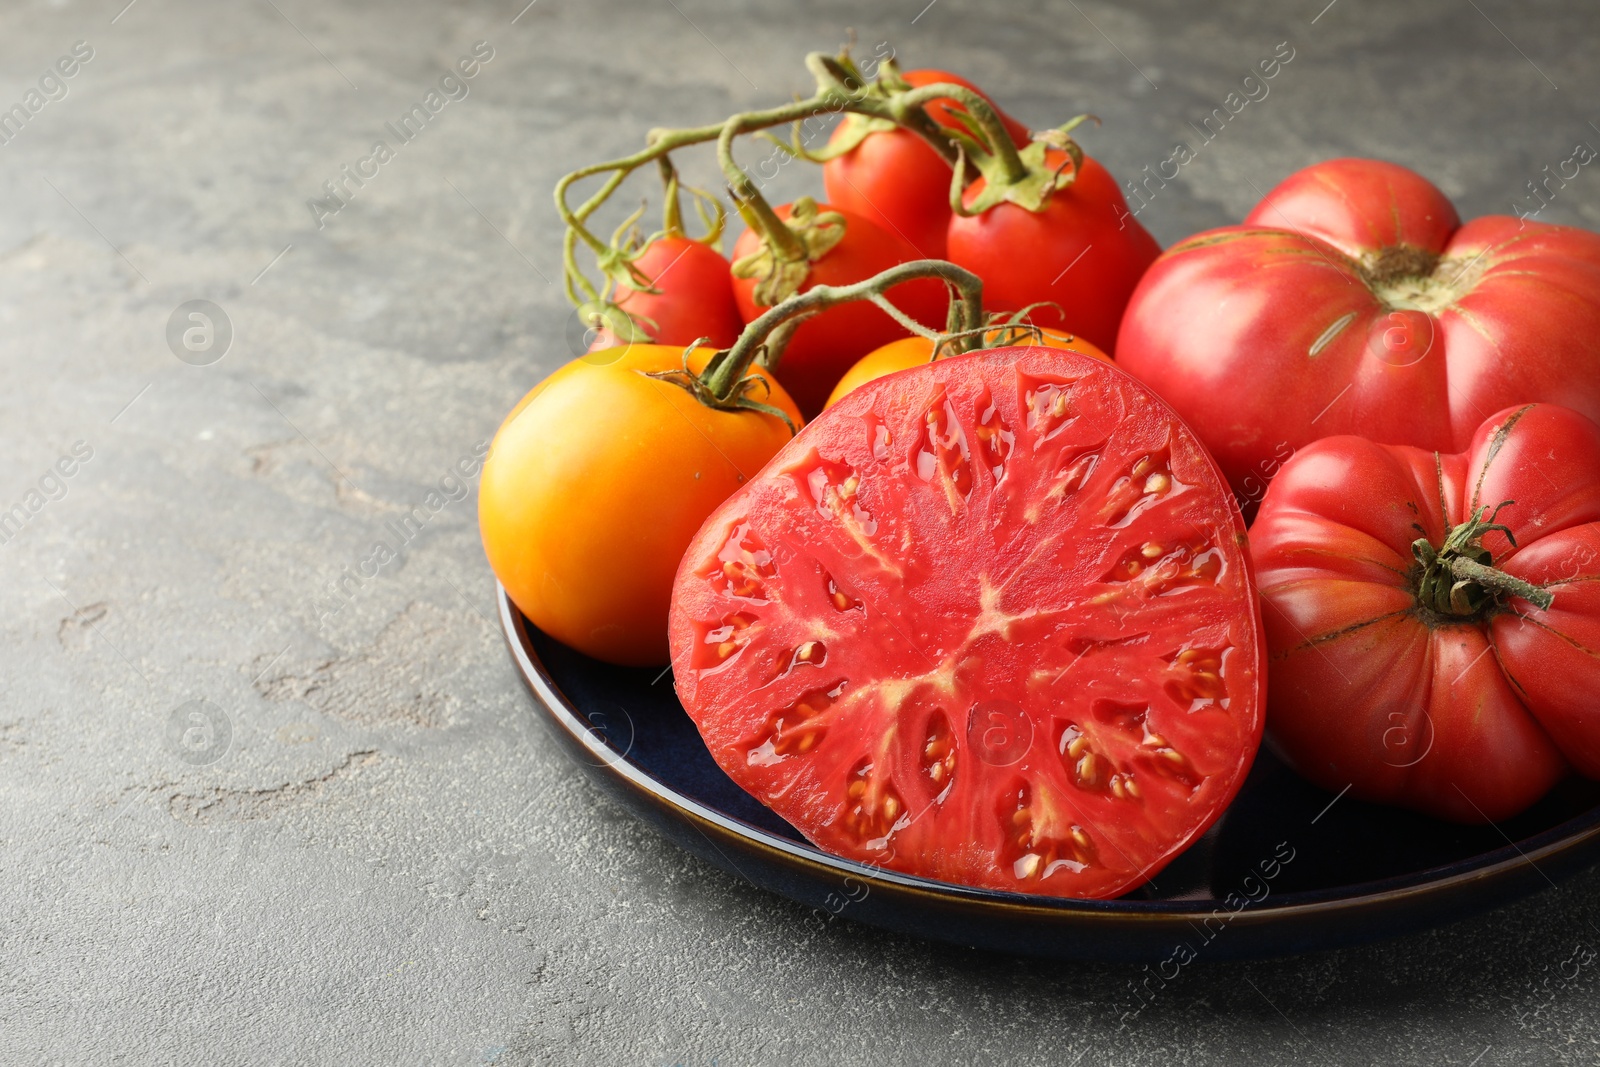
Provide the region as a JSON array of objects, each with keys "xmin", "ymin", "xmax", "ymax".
[{"xmin": 669, "ymin": 347, "xmax": 1265, "ymax": 898}]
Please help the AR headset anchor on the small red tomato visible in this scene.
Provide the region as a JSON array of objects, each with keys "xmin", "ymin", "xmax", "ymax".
[
  {"xmin": 1251, "ymin": 403, "xmax": 1600, "ymax": 823},
  {"xmin": 590, "ymin": 235, "xmax": 745, "ymax": 351},
  {"xmin": 731, "ymin": 199, "xmax": 949, "ymax": 418},
  {"xmin": 946, "ymin": 150, "xmax": 1161, "ymax": 355},
  {"xmin": 823, "ymin": 69, "xmax": 1031, "ymax": 259}
]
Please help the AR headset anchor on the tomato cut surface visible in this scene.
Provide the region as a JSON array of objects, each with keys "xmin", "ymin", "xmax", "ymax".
[{"xmin": 668, "ymin": 347, "xmax": 1265, "ymax": 899}]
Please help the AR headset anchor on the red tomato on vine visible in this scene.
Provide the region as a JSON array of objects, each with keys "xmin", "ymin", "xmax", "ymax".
[
  {"xmin": 946, "ymin": 148, "xmax": 1161, "ymax": 356},
  {"xmin": 589, "ymin": 235, "xmax": 745, "ymax": 352},
  {"xmin": 730, "ymin": 198, "xmax": 948, "ymax": 418},
  {"xmin": 823, "ymin": 69, "xmax": 1031, "ymax": 258}
]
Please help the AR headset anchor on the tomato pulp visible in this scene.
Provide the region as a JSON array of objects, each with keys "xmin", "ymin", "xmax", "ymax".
[
  {"xmin": 1251, "ymin": 404, "xmax": 1600, "ymax": 823},
  {"xmin": 1116, "ymin": 157, "xmax": 1600, "ymax": 496},
  {"xmin": 670, "ymin": 346, "xmax": 1265, "ymax": 898}
]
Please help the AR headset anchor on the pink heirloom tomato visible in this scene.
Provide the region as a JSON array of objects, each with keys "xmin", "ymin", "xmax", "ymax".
[
  {"xmin": 1117, "ymin": 158, "xmax": 1600, "ymax": 496},
  {"xmin": 1251, "ymin": 404, "xmax": 1600, "ymax": 822}
]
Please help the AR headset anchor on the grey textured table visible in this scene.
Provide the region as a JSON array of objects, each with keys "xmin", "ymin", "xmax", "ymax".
[{"xmin": 4, "ymin": 0, "xmax": 1599, "ymax": 1063}]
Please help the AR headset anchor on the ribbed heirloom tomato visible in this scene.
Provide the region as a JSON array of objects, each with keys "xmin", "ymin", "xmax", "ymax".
[
  {"xmin": 480, "ymin": 344, "xmax": 800, "ymax": 667},
  {"xmin": 1116, "ymin": 157, "xmax": 1600, "ymax": 495},
  {"xmin": 669, "ymin": 347, "xmax": 1265, "ymax": 898},
  {"xmin": 1251, "ymin": 404, "xmax": 1600, "ymax": 822}
]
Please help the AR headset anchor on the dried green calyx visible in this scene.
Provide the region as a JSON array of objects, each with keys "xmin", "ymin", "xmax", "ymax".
[
  {"xmin": 730, "ymin": 196, "xmax": 848, "ymax": 307},
  {"xmin": 955, "ymin": 116, "xmax": 1094, "ymax": 216},
  {"xmin": 1411, "ymin": 500, "xmax": 1553, "ymax": 620}
]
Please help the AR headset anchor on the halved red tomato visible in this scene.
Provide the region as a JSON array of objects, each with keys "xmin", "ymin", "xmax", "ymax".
[{"xmin": 668, "ymin": 346, "xmax": 1265, "ymax": 898}]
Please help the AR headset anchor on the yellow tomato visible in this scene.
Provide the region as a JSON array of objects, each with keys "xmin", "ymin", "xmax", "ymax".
[
  {"xmin": 823, "ymin": 327, "xmax": 1110, "ymax": 409},
  {"xmin": 480, "ymin": 344, "xmax": 801, "ymax": 666}
]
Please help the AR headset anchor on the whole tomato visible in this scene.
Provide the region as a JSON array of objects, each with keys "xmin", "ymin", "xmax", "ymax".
[
  {"xmin": 823, "ymin": 69, "xmax": 1031, "ymax": 259},
  {"xmin": 1116, "ymin": 158, "xmax": 1600, "ymax": 497},
  {"xmin": 1251, "ymin": 403, "xmax": 1600, "ymax": 823},
  {"xmin": 823, "ymin": 326, "xmax": 1106, "ymax": 409},
  {"xmin": 480, "ymin": 344, "xmax": 800, "ymax": 666},
  {"xmin": 589, "ymin": 235, "xmax": 745, "ymax": 352},
  {"xmin": 946, "ymin": 150, "xmax": 1161, "ymax": 354},
  {"xmin": 731, "ymin": 198, "xmax": 948, "ymax": 418}
]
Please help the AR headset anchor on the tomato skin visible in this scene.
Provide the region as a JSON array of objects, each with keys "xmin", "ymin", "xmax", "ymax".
[
  {"xmin": 823, "ymin": 327, "xmax": 1106, "ymax": 409},
  {"xmin": 1250, "ymin": 403, "xmax": 1600, "ymax": 823},
  {"xmin": 731, "ymin": 202, "xmax": 949, "ymax": 419},
  {"xmin": 670, "ymin": 346, "xmax": 1265, "ymax": 898},
  {"xmin": 590, "ymin": 236, "xmax": 745, "ymax": 352},
  {"xmin": 1115, "ymin": 158, "xmax": 1600, "ymax": 497},
  {"xmin": 480, "ymin": 344, "xmax": 800, "ymax": 666},
  {"xmin": 822, "ymin": 126, "xmax": 953, "ymax": 258},
  {"xmin": 822, "ymin": 69, "xmax": 1030, "ymax": 259},
  {"xmin": 946, "ymin": 152, "xmax": 1161, "ymax": 354}
]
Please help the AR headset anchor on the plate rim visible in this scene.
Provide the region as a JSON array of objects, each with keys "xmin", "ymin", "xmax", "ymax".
[{"xmin": 499, "ymin": 584, "xmax": 1600, "ymax": 928}]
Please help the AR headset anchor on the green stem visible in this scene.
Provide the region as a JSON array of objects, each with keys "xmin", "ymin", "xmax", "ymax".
[
  {"xmin": 717, "ymin": 115, "xmax": 809, "ymax": 264},
  {"xmin": 895, "ymin": 83, "xmax": 1028, "ymax": 183},
  {"xmin": 658, "ymin": 156, "xmax": 683, "ymax": 238},
  {"xmin": 552, "ymin": 50, "xmax": 1031, "ymax": 309},
  {"xmin": 554, "ymin": 91, "xmax": 855, "ymax": 299},
  {"xmin": 704, "ymin": 260, "xmax": 984, "ymax": 401},
  {"xmin": 1409, "ymin": 500, "xmax": 1555, "ymax": 616},
  {"xmin": 1448, "ymin": 557, "xmax": 1554, "ymax": 611}
]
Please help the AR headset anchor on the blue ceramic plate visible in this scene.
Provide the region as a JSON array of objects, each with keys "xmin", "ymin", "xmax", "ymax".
[{"xmin": 500, "ymin": 586, "xmax": 1600, "ymax": 962}]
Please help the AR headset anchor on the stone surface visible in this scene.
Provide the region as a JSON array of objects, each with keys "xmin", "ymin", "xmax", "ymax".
[{"xmin": 3, "ymin": 0, "xmax": 1599, "ymax": 1063}]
